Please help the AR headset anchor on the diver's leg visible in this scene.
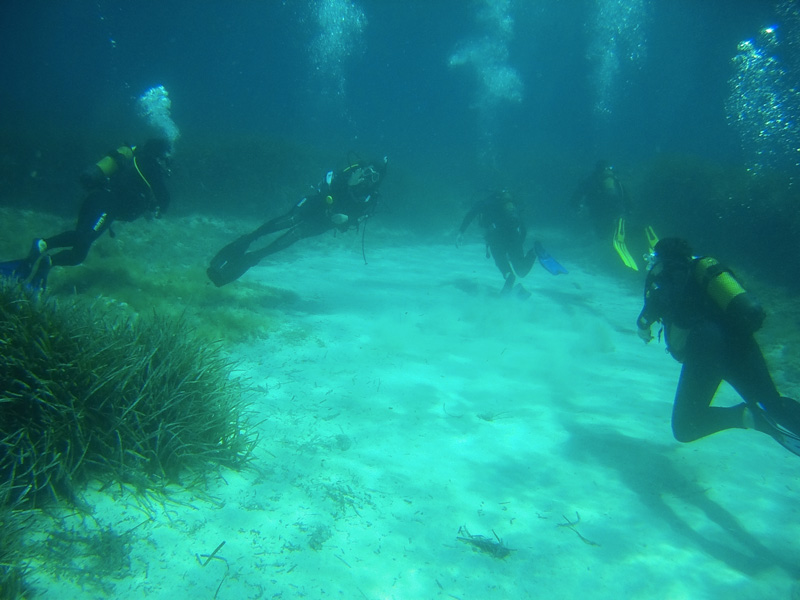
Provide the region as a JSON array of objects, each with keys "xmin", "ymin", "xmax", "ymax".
[
  {"xmin": 509, "ymin": 244, "xmax": 537, "ymax": 278},
  {"xmin": 249, "ymin": 217, "xmax": 332, "ymax": 262},
  {"xmin": 211, "ymin": 205, "xmax": 304, "ymax": 269},
  {"xmin": 207, "ymin": 211, "xmax": 326, "ymax": 287},
  {"xmin": 248, "ymin": 227, "xmax": 305, "ymax": 262},
  {"xmin": 488, "ymin": 241, "xmax": 515, "ymax": 294},
  {"xmin": 47, "ymin": 204, "xmax": 110, "ymax": 267},
  {"xmin": 725, "ymin": 334, "xmax": 800, "ymax": 436},
  {"xmin": 208, "ymin": 211, "xmax": 295, "ymax": 274},
  {"xmin": 671, "ymin": 323, "xmax": 746, "ymax": 442},
  {"xmin": 671, "ymin": 364, "xmax": 730, "ymax": 442},
  {"xmin": 253, "ymin": 210, "xmax": 300, "ymax": 237},
  {"xmin": 47, "ymin": 238, "xmax": 93, "ymax": 267}
]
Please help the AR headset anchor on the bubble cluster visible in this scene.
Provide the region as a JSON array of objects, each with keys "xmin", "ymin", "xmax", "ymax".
[
  {"xmin": 727, "ymin": 19, "xmax": 800, "ymax": 176},
  {"xmin": 448, "ymin": 0, "xmax": 523, "ymax": 167},
  {"xmin": 588, "ymin": 0, "xmax": 650, "ymax": 116},
  {"xmin": 310, "ymin": 0, "xmax": 367, "ymax": 101},
  {"xmin": 137, "ymin": 85, "xmax": 180, "ymax": 154},
  {"xmin": 448, "ymin": 0, "xmax": 523, "ymax": 107}
]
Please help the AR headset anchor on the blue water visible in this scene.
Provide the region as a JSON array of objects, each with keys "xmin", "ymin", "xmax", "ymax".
[
  {"xmin": 3, "ymin": 3, "xmax": 800, "ymax": 597},
  {"xmin": 0, "ymin": 2, "xmax": 777, "ymax": 150},
  {"xmin": 0, "ymin": 0, "xmax": 797, "ymax": 280}
]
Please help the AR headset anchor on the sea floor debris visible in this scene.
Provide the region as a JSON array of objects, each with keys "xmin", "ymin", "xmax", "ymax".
[{"xmin": 456, "ymin": 525, "xmax": 513, "ymax": 559}]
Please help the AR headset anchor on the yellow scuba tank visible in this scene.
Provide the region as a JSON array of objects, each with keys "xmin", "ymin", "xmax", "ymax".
[
  {"xmin": 693, "ymin": 256, "xmax": 766, "ymax": 333},
  {"xmin": 80, "ymin": 145, "xmax": 135, "ymax": 188}
]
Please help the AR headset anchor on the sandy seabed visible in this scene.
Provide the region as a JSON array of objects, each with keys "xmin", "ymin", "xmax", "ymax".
[{"xmin": 11, "ymin": 217, "xmax": 800, "ymax": 600}]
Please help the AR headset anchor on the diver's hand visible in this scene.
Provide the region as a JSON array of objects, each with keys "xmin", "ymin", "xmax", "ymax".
[
  {"xmin": 331, "ymin": 213, "xmax": 349, "ymax": 225},
  {"xmin": 348, "ymin": 168, "xmax": 365, "ymax": 187},
  {"xmin": 637, "ymin": 326, "xmax": 653, "ymax": 344},
  {"xmin": 456, "ymin": 232, "xmax": 464, "ymax": 248}
]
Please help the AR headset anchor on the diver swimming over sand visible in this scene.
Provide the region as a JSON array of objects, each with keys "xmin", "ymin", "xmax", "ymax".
[
  {"xmin": 571, "ymin": 160, "xmax": 656, "ymax": 271},
  {"xmin": 456, "ymin": 190, "xmax": 566, "ymax": 297},
  {"xmin": 636, "ymin": 237, "xmax": 800, "ymax": 457},
  {"xmin": 0, "ymin": 139, "xmax": 172, "ymax": 289},
  {"xmin": 207, "ymin": 156, "xmax": 387, "ymax": 287}
]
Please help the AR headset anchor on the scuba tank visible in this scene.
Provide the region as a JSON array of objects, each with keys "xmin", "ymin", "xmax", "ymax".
[
  {"xmin": 693, "ymin": 257, "xmax": 766, "ymax": 333},
  {"xmin": 80, "ymin": 145, "xmax": 135, "ymax": 189}
]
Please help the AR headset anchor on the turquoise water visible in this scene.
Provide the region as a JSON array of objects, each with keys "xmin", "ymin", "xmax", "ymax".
[{"xmin": 2, "ymin": 2, "xmax": 800, "ymax": 597}]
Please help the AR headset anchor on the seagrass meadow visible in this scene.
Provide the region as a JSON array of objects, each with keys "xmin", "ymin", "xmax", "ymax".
[{"xmin": 0, "ymin": 280, "xmax": 257, "ymax": 597}]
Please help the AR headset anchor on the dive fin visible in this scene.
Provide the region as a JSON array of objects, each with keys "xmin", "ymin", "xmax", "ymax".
[
  {"xmin": 645, "ymin": 225, "xmax": 659, "ymax": 254},
  {"xmin": 0, "ymin": 259, "xmax": 30, "ymax": 281},
  {"xmin": 613, "ymin": 218, "xmax": 639, "ymax": 271},
  {"xmin": 28, "ymin": 256, "xmax": 52, "ymax": 290},
  {"xmin": 207, "ymin": 254, "xmax": 255, "ymax": 287},
  {"xmin": 755, "ymin": 403, "xmax": 800, "ymax": 458},
  {"xmin": 207, "ymin": 236, "xmax": 257, "ymax": 287},
  {"xmin": 0, "ymin": 257, "xmax": 49, "ymax": 290},
  {"xmin": 534, "ymin": 241, "xmax": 568, "ymax": 275}
]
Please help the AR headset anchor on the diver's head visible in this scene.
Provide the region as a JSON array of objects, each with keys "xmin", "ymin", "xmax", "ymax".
[
  {"xmin": 595, "ymin": 159, "xmax": 612, "ymax": 174},
  {"xmin": 495, "ymin": 189, "xmax": 514, "ymax": 211},
  {"xmin": 370, "ymin": 156, "xmax": 388, "ymax": 181},
  {"xmin": 650, "ymin": 237, "xmax": 692, "ymax": 270},
  {"xmin": 138, "ymin": 138, "xmax": 171, "ymax": 159},
  {"xmin": 137, "ymin": 138, "xmax": 172, "ymax": 176},
  {"xmin": 360, "ymin": 156, "xmax": 388, "ymax": 185}
]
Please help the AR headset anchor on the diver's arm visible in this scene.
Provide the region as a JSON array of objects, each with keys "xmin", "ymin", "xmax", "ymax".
[
  {"xmin": 570, "ymin": 178, "xmax": 590, "ymax": 211},
  {"xmin": 617, "ymin": 178, "xmax": 633, "ymax": 218},
  {"xmin": 458, "ymin": 201, "xmax": 483, "ymax": 234},
  {"xmin": 636, "ymin": 270, "xmax": 661, "ymax": 342},
  {"xmin": 151, "ymin": 175, "xmax": 171, "ymax": 215},
  {"xmin": 456, "ymin": 206, "xmax": 479, "ymax": 247}
]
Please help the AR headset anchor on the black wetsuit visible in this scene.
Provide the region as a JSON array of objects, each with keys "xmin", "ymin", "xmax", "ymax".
[
  {"xmin": 636, "ymin": 256, "xmax": 800, "ymax": 443},
  {"xmin": 459, "ymin": 193, "xmax": 536, "ymax": 293},
  {"xmin": 247, "ymin": 166, "xmax": 378, "ymax": 261},
  {"xmin": 207, "ymin": 161, "xmax": 383, "ymax": 287},
  {"xmin": 571, "ymin": 167, "xmax": 632, "ymax": 237},
  {"xmin": 45, "ymin": 152, "xmax": 170, "ymax": 267}
]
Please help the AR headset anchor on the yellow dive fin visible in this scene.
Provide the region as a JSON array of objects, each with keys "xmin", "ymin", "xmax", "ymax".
[
  {"xmin": 644, "ymin": 225, "xmax": 659, "ymax": 254},
  {"xmin": 613, "ymin": 217, "xmax": 639, "ymax": 271}
]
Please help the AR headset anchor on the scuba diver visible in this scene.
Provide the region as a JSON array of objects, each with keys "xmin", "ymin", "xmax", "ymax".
[
  {"xmin": 0, "ymin": 139, "xmax": 172, "ymax": 289},
  {"xmin": 456, "ymin": 190, "xmax": 566, "ymax": 297},
  {"xmin": 636, "ymin": 237, "xmax": 800, "ymax": 457},
  {"xmin": 571, "ymin": 160, "xmax": 656, "ymax": 271},
  {"xmin": 207, "ymin": 156, "xmax": 387, "ymax": 287}
]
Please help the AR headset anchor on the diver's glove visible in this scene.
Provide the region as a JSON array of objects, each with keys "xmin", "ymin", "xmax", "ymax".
[
  {"xmin": 637, "ymin": 326, "xmax": 653, "ymax": 344},
  {"xmin": 348, "ymin": 168, "xmax": 365, "ymax": 187}
]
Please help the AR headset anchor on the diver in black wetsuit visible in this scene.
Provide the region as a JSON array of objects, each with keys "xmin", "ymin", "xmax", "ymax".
[
  {"xmin": 571, "ymin": 159, "xmax": 632, "ymax": 237},
  {"xmin": 636, "ymin": 237, "xmax": 800, "ymax": 456},
  {"xmin": 456, "ymin": 190, "xmax": 537, "ymax": 296},
  {"xmin": 207, "ymin": 156, "xmax": 387, "ymax": 287},
  {"xmin": 1, "ymin": 139, "xmax": 171, "ymax": 287}
]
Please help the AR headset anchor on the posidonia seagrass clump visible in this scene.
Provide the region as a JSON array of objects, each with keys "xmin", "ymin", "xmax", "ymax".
[
  {"xmin": 0, "ymin": 483, "xmax": 30, "ymax": 600},
  {"xmin": 0, "ymin": 280, "xmax": 256, "ymax": 509}
]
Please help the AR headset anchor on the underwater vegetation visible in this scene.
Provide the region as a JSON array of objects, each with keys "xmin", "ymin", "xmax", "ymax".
[
  {"xmin": 0, "ymin": 485, "xmax": 30, "ymax": 600},
  {"xmin": 0, "ymin": 207, "xmax": 298, "ymax": 344},
  {"xmin": 0, "ymin": 279, "xmax": 257, "ymax": 596},
  {"xmin": 640, "ymin": 154, "xmax": 800, "ymax": 289}
]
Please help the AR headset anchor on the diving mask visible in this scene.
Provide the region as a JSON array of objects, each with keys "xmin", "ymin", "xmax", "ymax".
[{"xmin": 644, "ymin": 251, "xmax": 658, "ymax": 271}]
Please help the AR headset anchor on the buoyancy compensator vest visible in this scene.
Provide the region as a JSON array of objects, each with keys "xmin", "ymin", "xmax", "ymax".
[{"xmin": 693, "ymin": 256, "xmax": 766, "ymax": 334}]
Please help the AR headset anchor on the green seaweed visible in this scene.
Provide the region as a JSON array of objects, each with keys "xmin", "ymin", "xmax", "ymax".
[{"xmin": 0, "ymin": 278, "xmax": 259, "ymax": 596}]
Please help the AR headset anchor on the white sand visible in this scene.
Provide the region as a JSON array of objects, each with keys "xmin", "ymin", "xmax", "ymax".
[{"xmin": 26, "ymin": 226, "xmax": 800, "ymax": 599}]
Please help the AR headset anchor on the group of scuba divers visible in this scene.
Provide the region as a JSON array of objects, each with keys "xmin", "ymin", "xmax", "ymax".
[{"xmin": 2, "ymin": 144, "xmax": 800, "ymax": 460}]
